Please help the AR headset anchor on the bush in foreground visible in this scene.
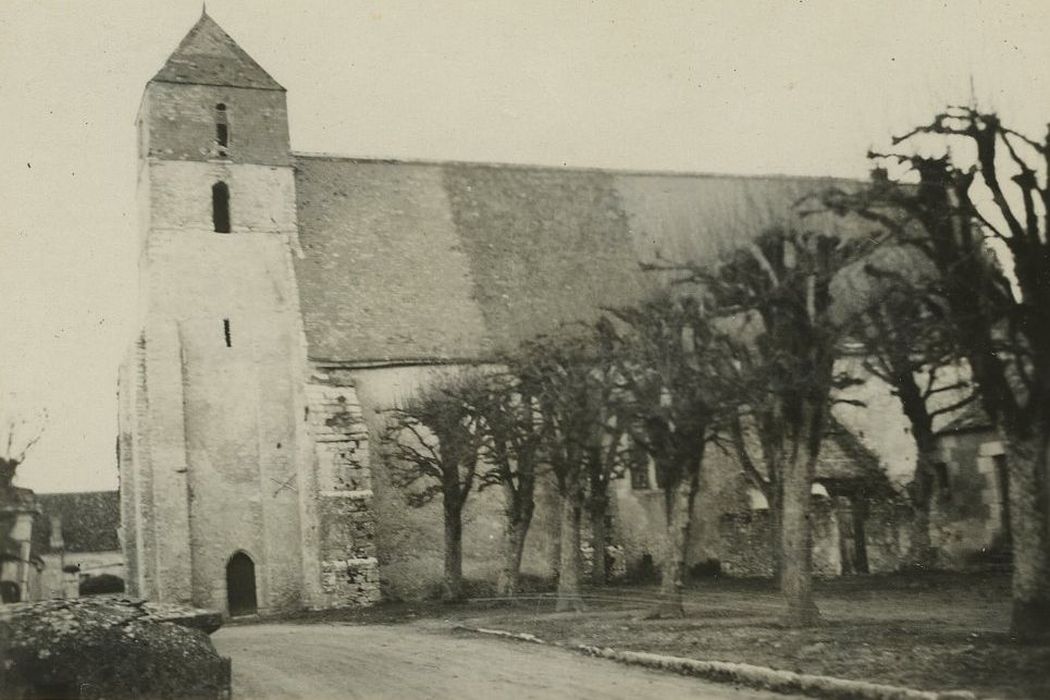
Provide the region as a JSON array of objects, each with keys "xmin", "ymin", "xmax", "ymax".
[{"xmin": 0, "ymin": 597, "xmax": 229, "ymax": 699}]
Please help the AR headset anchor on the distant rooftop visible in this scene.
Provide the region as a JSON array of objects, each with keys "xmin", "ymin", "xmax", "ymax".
[
  {"xmin": 31, "ymin": 491, "xmax": 120, "ymax": 555},
  {"xmin": 937, "ymin": 402, "xmax": 993, "ymax": 436}
]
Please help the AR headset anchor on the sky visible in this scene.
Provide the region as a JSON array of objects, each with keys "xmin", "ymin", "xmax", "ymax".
[{"xmin": 1, "ymin": 0, "xmax": 1048, "ymax": 493}]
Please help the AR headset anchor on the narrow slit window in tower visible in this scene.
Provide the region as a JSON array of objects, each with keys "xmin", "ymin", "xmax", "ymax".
[
  {"xmin": 223, "ymin": 319, "xmax": 232, "ymax": 348},
  {"xmin": 212, "ymin": 181, "xmax": 231, "ymax": 233},
  {"xmin": 215, "ymin": 103, "xmax": 229, "ymax": 155}
]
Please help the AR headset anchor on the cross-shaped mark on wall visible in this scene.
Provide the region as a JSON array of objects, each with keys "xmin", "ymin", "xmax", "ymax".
[{"xmin": 270, "ymin": 474, "xmax": 298, "ymax": 497}]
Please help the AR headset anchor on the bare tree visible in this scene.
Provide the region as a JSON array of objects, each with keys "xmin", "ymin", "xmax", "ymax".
[
  {"xmin": 518, "ymin": 330, "xmax": 609, "ymax": 612},
  {"xmin": 474, "ymin": 369, "xmax": 545, "ymax": 597},
  {"xmin": 0, "ymin": 403, "xmax": 47, "ymax": 484},
  {"xmin": 0, "ymin": 400, "xmax": 47, "ymax": 569},
  {"xmin": 607, "ymin": 294, "xmax": 730, "ymax": 618},
  {"xmin": 582, "ymin": 319, "xmax": 629, "ymax": 587},
  {"xmin": 698, "ymin": 228, "xmax": 869, "ymax": 626},
  {"xmin": 819, "ymin": 108, "xmax": 1050, "ymax": 642},
  {"xmin": 854, "ymin": 279, "xmax": 975, "ymax": 566},
  {"xmin": 381, "ymin": 373, "xmax": 487, "ymax": 602}
]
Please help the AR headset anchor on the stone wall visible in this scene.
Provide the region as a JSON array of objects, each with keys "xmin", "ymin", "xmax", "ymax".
[
  {"xmin": 345, "ymin": 364, "xmax": 560, "ymax": 600},
  {"xmin": 36, "ymin": 551, "xmax": 125, "ymax": 600},
  {"xmin": 612, "ymin": 441, "xmax": 742, "ymax": 578},
  {"xmin": 303, "ymin": 376, "xmax": 380, "ymax": 607},
  {"xmin": 143, "ymin": 82, "xmax": 291, "ymax": 167},
  {"xmin": 811, "ymin": 497, "xmax": 843, "ymax": 577},
  {"xmin": 718, "ymin": 495, "xmax": 906, "ymax": 578},
  {"xmin": 718, "ymin": 512, "xmax": 776, "ymax": 578},
  {"xmin": 117, "ymin": 337, "xmax": 146, "ymax": 598},
  {"xmin": 345, "ymin": 361, "xmax": 912, "ymax": 594},
  {"xmin": 717, "ymin": 503, "xmax": 845, "ymax": 579},
  {"xmin": 932, "ymin": 430, "xmax": 1008, "ymax": 568}
]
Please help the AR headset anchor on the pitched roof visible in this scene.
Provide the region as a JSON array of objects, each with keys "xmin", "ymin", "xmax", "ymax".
[
  {"xmin": 151, "ymin": 12, "xmax": 283, "ymax": 91},
  {"xmin": 31, "ymin": 491, "xmax": 120, "ymax": 554},
  {"xmin": 733, "ymin": 417, "xmax": 890, "ymax": 495},
  {"xmin": 293, "ymin": 156, "xmax": 876, "ymax": 364},
  {"xmin": 818, "ymin": 419, "xmax": 890, "ymax": 490},
  {"xmin": 937, "ymin": 401, "xmax": 993, "ymax": 435}
]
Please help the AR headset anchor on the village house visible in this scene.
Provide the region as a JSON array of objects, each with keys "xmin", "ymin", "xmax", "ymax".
[
  {"xmin": 929, "ymin": 404, "xmax": 1012, "ymax": 570},
  {"xmin": 0, "ymin": 484, "xmax": 123, "ymax": 603},
  {"xmin": 31, "ymin": 491, "xmax": 124, "ymax": 600},
  {"xmin": 0, "ymin": 475, "xmax": 40, "ymax": 603}
]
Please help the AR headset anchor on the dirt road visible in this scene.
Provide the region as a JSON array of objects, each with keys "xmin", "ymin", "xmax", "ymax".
[{"xmin": 213, "ymin": 623, "xmax": 798, "ymax": 699}]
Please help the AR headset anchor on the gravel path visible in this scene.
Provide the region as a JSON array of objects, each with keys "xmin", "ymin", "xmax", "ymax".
[{"xmin": 213, "ymin": 622, "xmax": 800, "ymax": 699}]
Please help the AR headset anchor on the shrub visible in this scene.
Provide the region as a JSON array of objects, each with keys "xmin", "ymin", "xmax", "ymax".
[
  {"xmin": 0, "ymin": 597, "xmax": 230, "ymax": 699},
  {"xmin": 79, "ymin": 573, "xmax": 126, "ymax": 596}
]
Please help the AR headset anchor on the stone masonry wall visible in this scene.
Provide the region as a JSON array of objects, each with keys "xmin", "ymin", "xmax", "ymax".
[
  {"xmin": 719, "ymin": 512, "xmax": 775, "ymax": 578},
  {"xmin": 719, "ymin": 498, "xmax": 843, "ymax": 578},
  {"xmin": 719, "ymin": 496, "xmax": 905, "ymax": 578},
  {"xmin": 346, "ymin": 364, "xmax": 560, "ymax": 600},
  {"xmin": 932, "ymin": 431, "xmax": 1008, "ymax": 568},
  {"xmin": 304, "ymin": 374, "xmax": 380, "ymax": 607},
  {"xmin": 116, "ymin": 342, "xmax": 142, "ymax": 597},
  {"xmin": 143, "ymin": 82, "xmax": 291, "ymax": 167}
]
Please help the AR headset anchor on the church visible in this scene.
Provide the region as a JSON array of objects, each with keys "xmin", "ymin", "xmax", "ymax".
[{"xmin": 118, "ymin": 12, "xmax": 918, "ymax": 616}]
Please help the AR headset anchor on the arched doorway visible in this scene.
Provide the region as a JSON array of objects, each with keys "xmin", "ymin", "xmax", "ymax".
[
  {"xmin": 0, "ymin": 581, "xmax": 21, "ymax": 603},
  {"xmin": 226, "ymin": 551, "xmax": 258, "ymax": 617}
]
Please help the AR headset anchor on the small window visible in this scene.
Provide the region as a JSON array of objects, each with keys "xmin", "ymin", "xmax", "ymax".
[
  {"xmin": 223, "ymin": 319, "xmax": 232, "ymax": 348},
  {"xmin": 628, "ymin": 444, "xmax": 651, "ymax": 490},
  {"xmin": 934, "ymin": 462, "xmax": 951, "ymax": 497},
  {"xmin": 630, "ymin": 462, "xmax": 651, "ymax": 490},
  {"xmin": 212, "ymin": 181, "xmax": 231, "ymax": 233},
  {"xmin": 215, "ymin": 104, "xmax": 229, "ymax": 155}
]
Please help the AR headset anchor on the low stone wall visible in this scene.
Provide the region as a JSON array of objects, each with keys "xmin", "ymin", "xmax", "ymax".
[
  {"xmin": 866, "ymin": 501, "xmax": 910, "ymax": 573},
  {"xmin": 718, "ymin": 511, "xmax": 776, "ymax": 578},
  {"xmin": 719, "ymin": 496, "xmax": 904, "ymax": 578}
]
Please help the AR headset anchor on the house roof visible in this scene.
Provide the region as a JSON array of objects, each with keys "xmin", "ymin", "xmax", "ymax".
[
  {"xmin": 936, "ymin": 401, "xmax": 993, "ymax": 435},
  {"xmin": 31, "ymin": 491, "xmax": 120, "ymax": 555},
  {"xmin": 0, "ymin": 486, "xmax": 38, "ymax": 514},
  {"xmin": 731, "ymin": 417, "xmax": 891, "ymax": 497},
  {"xmin": 818, "ymin": 419, "xmax": 890, "ymax": 490},
  {"xmin": 293, "ymin": 155, "xmax": 878, "ymax": 364},
  {"xmin": 151, "ymin": 12, "xmax": 283, "ymax": 91}
]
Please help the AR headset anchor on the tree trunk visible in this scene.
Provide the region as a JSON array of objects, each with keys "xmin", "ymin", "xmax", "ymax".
[
  {"xmin": 545, "ymin": 475, "xmax": 562, "ymax": 584},
  {"xmin": 555, "ymin": 477, "xmax": 586, "ymax": 612},
  {"xmin": 1005, "ymin": 433, "xmax": 1050, "ymax": 643},
  {"xmin": 589, "ymin": 489, "xmax": 609, "ymax": 586},
  {"xmin": 907, "ymin": 443, "xmax": 939, "ymax": 569},
  {"xmin": 769, "ymin": 479, "xmax": 783, "ymax": 581},
  {"xmin": 496, "ymin": 495, "xmax": 534, "ymax": 597},
  {"xmin": 780, "ymin": 439, "xmax": 821, "ymax": 626},
  {"xmin": 442, "ymin": 503, "xmax": 465, "ymax": 602},
  {"xmin": 648, "ymin": 458, "xmax": 701, "ymax": 619},
  {"xmin": 851, "ymin": 495, "xmax": 869, "ymax": 575}
]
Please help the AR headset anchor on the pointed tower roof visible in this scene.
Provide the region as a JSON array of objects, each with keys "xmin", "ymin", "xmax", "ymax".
[{"xmin": 151, "ymin": 12, "xmax": 284, "ymax": 91}]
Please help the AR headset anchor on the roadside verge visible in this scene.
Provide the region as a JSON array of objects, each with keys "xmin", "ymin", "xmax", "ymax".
[{"xmin": 451, "ymin": 625, "xmax": 977, "ymax": 700}]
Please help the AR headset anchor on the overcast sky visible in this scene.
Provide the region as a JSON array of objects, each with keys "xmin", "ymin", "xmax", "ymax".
[{"xmin": 1, "ymin": 0, "xmax": 1047, "ymax": 493}]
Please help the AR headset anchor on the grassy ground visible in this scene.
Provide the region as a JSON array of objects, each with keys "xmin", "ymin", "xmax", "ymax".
[{"xmin": 286, "ymin": 572, "xmax": 1048, "ymax": 699}]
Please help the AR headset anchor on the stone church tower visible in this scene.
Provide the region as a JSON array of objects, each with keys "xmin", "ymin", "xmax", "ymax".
[{"xmin": 118, "ymin": 12, "xmax": 379, "ymax": 615}]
